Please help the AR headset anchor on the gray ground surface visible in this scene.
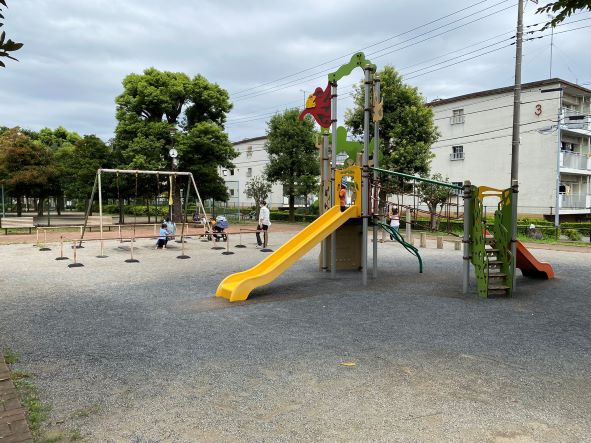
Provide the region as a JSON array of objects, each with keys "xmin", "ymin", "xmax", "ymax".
[{"xmin": 1, "ymin": 233, "xmax": 590, "ymax": 442}]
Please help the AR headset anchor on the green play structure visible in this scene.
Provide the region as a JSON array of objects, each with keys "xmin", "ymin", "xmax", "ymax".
[{"xmin": 217, "ymin": 50, "xmax": 553, "ymax": 302}]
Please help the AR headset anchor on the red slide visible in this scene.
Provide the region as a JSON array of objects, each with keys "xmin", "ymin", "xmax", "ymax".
[{"xmin": 516, "ymin": 240, "xmax": 555, "ymax": 279}]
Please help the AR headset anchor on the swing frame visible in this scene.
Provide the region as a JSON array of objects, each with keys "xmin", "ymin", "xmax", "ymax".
[{"xmin": 80, "ymin": 168, "xmax": 210, "ymax": 246}]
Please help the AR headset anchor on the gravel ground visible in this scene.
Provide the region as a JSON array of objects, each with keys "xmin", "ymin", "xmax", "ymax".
[{"xmin": 1, "ymin": 231, "xmax": 590, "ymax": 442}]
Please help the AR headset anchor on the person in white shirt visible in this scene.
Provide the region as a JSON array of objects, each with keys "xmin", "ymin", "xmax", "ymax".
[{"xmin": 256, "ymin": 201, "xmax": 271, "ymax": 248}]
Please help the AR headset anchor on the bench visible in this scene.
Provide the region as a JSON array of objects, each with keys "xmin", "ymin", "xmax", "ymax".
[
  {"xmin": 1, "ymin": 217, "xmax": 35, "ymax": 235},
  {"xmin": 86, "ymin": 215, "xmax": 115, "ymax": 231}
]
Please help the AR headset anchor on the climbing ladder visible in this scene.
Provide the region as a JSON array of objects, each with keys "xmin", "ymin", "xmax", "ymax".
[{"xmin": 470, "ymin": 186, "xmax": 514, "ymax": 297}]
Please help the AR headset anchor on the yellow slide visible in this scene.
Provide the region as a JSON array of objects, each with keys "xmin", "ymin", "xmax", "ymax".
[{"xmin": 216, "ymin": 205, "xmax": 358, "ymax": 302}]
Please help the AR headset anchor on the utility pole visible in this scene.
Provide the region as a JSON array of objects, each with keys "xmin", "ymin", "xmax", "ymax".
[{"xmin": 510, "ymin": 0, "xmax": 524, "ymax": 290}]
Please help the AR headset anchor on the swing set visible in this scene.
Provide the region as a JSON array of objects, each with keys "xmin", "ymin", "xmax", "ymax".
[{"xmin": 80, "ymin": 169, "xmax": 211, "ymax": 255}]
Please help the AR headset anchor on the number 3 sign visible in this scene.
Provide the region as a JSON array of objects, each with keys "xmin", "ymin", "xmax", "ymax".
[{"xmin": 534, "ymin": 104, "xmax": 542, "ymax": 116}]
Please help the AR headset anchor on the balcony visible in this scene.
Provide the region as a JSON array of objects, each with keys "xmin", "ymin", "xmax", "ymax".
[
  {"xmin": 560, "ymin": 151, "xmax": 591, "ymax": 172},
  {"xmin": 562, "ymin": 108, "xmax": 590, "ymax": 132},
  {"xmin": 449, "ymin": 152, "xmax": 465, "ymax": 161},
  {"xmin": 559, "ymin": 193, "xmax": 591, "ymax": 210}
]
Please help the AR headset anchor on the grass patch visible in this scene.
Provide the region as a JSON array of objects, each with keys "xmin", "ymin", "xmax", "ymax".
[{"xmin": 3, "ymin": 348, "xmax": 20, "ymax": 364}]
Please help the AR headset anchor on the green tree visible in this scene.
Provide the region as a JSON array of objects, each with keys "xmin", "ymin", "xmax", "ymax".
[
  {"xmin": 264, "ymin": 109, "xmax": 319, "ymax": 222},
  {"xmin": 537, "ymin": 1, "xmax": 591, "ymax": 30},
  {"xmin": 345, "ymin": 65, "xmax": 438, "ymax": 215},
  {"xmin": 244, "ymin": 175, "xmax": 273, "ymax": 218},
  {"xmin": 418, "ymin": 173, "xmax": 452, "ymax": 230},
  {"xmin": 33, "ymin": 127, "xmax": 82, "ymax": 215},
  {"xmin": 0, "ymin": 0, "xmax": 23, "ymax": 68},
  {"xmin": 345, "ymin": 65, "xmax": 438, "ymax": 176},
  {"xmin": 114, "ymin": 67, "xmax": 236, "ymax": 222},
  {"xmin": 0, "ymin": 128, "xmax": 59, "ymax": 216},
  {"xmin": 60, "ymin": 135, "xmax": 112, "ymax": 204}
]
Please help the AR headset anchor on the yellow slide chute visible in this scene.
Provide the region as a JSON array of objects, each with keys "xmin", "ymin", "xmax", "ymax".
[{"xmin": 216, "ymin": 205, "xmax": 358, "ymax": 302}]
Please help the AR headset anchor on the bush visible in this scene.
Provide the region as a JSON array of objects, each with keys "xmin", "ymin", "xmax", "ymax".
[
  {"xmin": 563, "ymin": 228, "xmax": 582, "ymax": 241},
  {"xmin": 269, "ymin": 211, "xmax": 317, "ymax": 222}
]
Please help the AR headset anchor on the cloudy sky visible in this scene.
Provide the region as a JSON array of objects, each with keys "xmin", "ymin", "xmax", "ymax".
[{"xmin": 1, "ymin": 0, "xmax": 590, "ymax": 142}]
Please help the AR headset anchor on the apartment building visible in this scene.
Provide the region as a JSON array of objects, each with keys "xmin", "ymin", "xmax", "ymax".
[
  {"xmin": 429, "ymin": 78, "xmax": 591, "ymax": 220},
  {"xmin": 219, "ymin": 136, "xmax": 284, "ymax": 208}
]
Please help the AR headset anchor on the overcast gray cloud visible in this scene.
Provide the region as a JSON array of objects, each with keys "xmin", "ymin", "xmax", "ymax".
[{"xmin": 1, "ymin": 0, "xmax": 589, "ymax": 142}]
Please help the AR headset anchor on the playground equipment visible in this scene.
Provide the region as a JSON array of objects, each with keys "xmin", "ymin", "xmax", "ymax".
[
  {"xmin": 376, "ymin": 221, "xmax": 422, "ymax": 273},
  {"xmin": 80, "ymin": 168, "xmax": 211, "ymax": 256},
  {"xmin": 216, "ymin": 51, "xmax": 554, "ymax": 301},
  {"xmin": 467, "ymin": 184, "xmax": 554, "ymax": 297}
]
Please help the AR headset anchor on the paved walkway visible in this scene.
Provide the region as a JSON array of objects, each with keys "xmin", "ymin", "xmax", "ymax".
[{"xmin": 0, "ymin": 359, "xmax": 32, "ymax": 443}]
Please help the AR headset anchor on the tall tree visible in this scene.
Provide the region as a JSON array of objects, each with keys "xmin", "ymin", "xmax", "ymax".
[
  {"xmin": 0, "ymin": 128, "xmax": 59, "ymax": 216},
  {"xmin": 33, "ymin": 127, "xmax": 82, "ymax": 215},
  {"xmin": 537, "ymin": 1, "xmax": 591, "ymax": 30},
  {"xmin": 0, "ymin": 0, "xmax": 23, "ymax": 68},
  {"xmin": 114, "ymin": 67, "xmax": 236, "ymax": 222},
  {"xmin": 345, "ymin": 65, "xmax": 439, "ymax": 214},
  {"xmin": 264, "ymin": 109, "xmax": 319, "ymax": 221},
  {"xmin": 60, "ymin": 135, "xmax": 112, "ymax": 204},
  {"xmin": 345, "ymin": 65, "xmax": 438, "ymax": 176}
]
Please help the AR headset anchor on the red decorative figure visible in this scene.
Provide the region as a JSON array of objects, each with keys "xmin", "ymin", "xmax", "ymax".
[{"xmin": 299, "ymin": 83, "xmax": 332, "ymax": 128}]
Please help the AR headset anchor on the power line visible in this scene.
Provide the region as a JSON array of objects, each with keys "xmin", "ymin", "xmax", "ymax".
[
  {"xmin": 231, "ymin": 1, "xmax": 515, "ymax": 102},
  {"xmin": 229, "ymin": 0, "xmax": 493, "ymax": 97},
  {"xmin": 227, "ymin": 20, "xmax": 591, "ymax": 128},
  {"xmin": 435, "ymin": 119, "xmax": 552, "ymax": 144}
]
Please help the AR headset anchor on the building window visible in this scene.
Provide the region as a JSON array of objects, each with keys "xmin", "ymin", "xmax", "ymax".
[
  {"xmin": 247, "ymin": 146, "xmax": 253, "ymax": 158},
  {"xmin": 450, "ymin": 145, "xmax": 464, "ymax": 161},
  {"xmin": 230, "ymin": 189, "xmax": 235, "ymax": 196},
  {"xmin": 451, "ymin": 109, "xmax": 465, "ymax": 125},
  {"xmin": 246, "ymin": 167, "xmax": 252, "ymax": 177},
  {"xmin": 451, "ymin": 181, "xmax": 463, "ymax": 195},
  {"xmin": 230, "ymin": 169, "xmax": 235, "ymax": 176},
  {"xmin": 222, "ymin": 169, "xmax": 228, "ymax": 176}
]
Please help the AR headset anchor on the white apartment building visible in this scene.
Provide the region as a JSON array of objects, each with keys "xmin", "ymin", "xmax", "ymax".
[
  {"xmin": 430, "ymin": 78, "xmax": 591, "ymax": 220},
  {"xmin": 219, "ymin": 136, "xmax": 284, "ymax": 208}
]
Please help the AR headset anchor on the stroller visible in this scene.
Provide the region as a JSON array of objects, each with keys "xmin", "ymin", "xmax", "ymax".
[{"xmin": 211, "ymin": 215, "xmax": 229, "ymax": 242}]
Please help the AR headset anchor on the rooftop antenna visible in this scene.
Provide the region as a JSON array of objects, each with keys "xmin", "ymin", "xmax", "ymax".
[{"xmin": 548, "ymin": 14, "xmax": 554, "ymax": 78}]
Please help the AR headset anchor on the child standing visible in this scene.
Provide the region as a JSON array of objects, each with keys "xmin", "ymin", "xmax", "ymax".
[{"xmin": 389, "ymin": 206, "xmax": 400, "ymax": 240}]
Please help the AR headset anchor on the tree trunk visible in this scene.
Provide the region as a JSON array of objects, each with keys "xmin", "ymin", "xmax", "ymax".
[
  {"xmin": 16, "ymin": 196, "xmax": 22, "ymax": 217},
  {"xmin": 56, "ymin": 195, "xmax": 63, "ymax": 216},
  {"xmin": 428, "ymin": 204, "xmax": 438, "ymax": 230},
  {"xmin": 147, "ymin": 198, "xmax": 150, "ymax": 223},
  {"xmin": 118, "ymin": 196, "xmax": 125, "ymax": 225},
  {"xmin": 37, "ymin": 198, "xmax": 44, "ymax": 216}
]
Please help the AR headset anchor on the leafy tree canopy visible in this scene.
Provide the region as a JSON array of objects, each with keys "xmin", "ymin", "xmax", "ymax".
[
  {"xmin": 264, "ymin": 109, "xmax": 319, "ymax": 221},
  {"xmin": 537, "ymin": 1, "xmax": 591, "ymax": 30},
  {"xmin": 114, "ymin": 67, "xmax": 236, "ymax": 209},
  {"xmin": 345, "ymin": 65, "xmax": 438, "ymax": 177},
  {"xmin": 0, "ymin": 128, "xmax": 59, "ymax": 214},
  {"xmin": 0, "ymin": 0, "xmax": 23, "ymax": 68},
  {"xmin": 244, "ymin": 175, "xmax": 273, "ymax": 217}
]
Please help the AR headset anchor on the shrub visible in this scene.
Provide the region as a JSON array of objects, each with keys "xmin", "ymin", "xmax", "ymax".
[{"xmin": 563, "ymin": 228, "xmax": 582, "ymax": 241}]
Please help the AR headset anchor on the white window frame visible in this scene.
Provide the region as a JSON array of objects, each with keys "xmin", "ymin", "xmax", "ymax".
[
  {"xmin": 450, "ymin": 108, "xmax": 465, "ymax": 125},
  {"xmin": 450, "ymin": 145, "xmax": 464, "ymax": 161},
  {"xmin": 246, "ymin": 167, "xmax": 252, "ymax": 177}
]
